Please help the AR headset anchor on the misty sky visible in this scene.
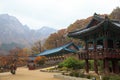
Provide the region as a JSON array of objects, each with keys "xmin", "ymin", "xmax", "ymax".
[{"xmin": 0, "ymin": 0, "xmax": 120, "ymax": 30}]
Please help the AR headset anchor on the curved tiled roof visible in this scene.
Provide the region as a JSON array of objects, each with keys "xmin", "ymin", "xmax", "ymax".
[
  {"xmin": 37, "ymin": 42, "xmax": 79, "ymax": 56},
  {"xmin": 68, "ymin": 21, "xmax": 104, "ymax": 38},
  {"xmin": 67, "ymin": 13, "xmax": 120, "ymax": 39}
]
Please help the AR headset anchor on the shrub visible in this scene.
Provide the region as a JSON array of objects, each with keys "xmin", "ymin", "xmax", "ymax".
[
  {"xmin": 61, "ymin": 67, "xmax": 68, "ymax": 71},
  {"xmin": 79, "ymin": 73, "xmax": 85, "ymax": 78},
  {"xmin": 69, "ymin": 71, "xmax": 79, "ymax": 77},
  {"xmin": 79, "ymin": 60, "xmax": 85, "ymax": 69},
  {"xmin": 102, "ymin": 75, "xmax": 120, "ymax": 80},
  {"xmin": 86, "ymin": 75, "xmax": 91, "ymax": 79},
  {"xmin": 62, "ymin": 72, "xmax": 65, "ymax": 75},
  {"xmin": 74, "ymin": 72, "xmax": 79, "ymax": 77},
  {"xmin": 34, "ymin": 56, "xmax": 46, "ymax": 65},
  {"xmin": 109, "ymin": 75, "xmax": 120, "ymax": 80},
  {"xmin": 110, "ymin": 77, "xmax": 120, "ymax": 80},
  {"xmin": 98, "ymin": 60, "xmax": 104, "ymax": 72},
  {"xmin": 102, "ymin": 76, "xmax": 110, "ymax": 80},
  {"xmin": 69, "ymin": 72, "xmax": 74, "ymax": 76},
  {"xmin": 58, "ymin": 62, "xmax": 64, "ymax": 68},
  {"xmin": 89, "ymin": 60, "xmax": 94, "ymax": 70},
  {"xmin": 58, "ymin": 57, "xmax": 85, "ymax": 70}
]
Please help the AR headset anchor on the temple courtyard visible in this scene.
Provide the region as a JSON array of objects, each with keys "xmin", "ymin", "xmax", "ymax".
[{"xmin": 0, "ymin": 67, "xmax": 60, "ymax": 80}]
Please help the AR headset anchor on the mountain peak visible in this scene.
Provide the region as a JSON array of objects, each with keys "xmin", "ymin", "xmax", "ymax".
[
  {"xmin": 0, "ymin": 14, "xmax": 57, "ymax": 55},
  {"xmin": 0, "ymin": 14, "xmax": 16, "ymax": 20},
  {"xmin": 41, "ymin": 26, "xmax": 51, "ymax": 29},
  {"xmin": 0, "ymin": 14, "xmax": 9, "ymax": 17},
  {"xmin": 39, "ymin": 26, "xmax": 56, "ymax": 31}
]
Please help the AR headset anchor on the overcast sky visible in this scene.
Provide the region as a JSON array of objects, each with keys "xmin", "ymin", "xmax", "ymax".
[{"xmin": 0, "ymin": 0, "xmax": 120, "ymax": 30}]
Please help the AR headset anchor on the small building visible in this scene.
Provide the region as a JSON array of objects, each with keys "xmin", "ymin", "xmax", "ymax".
[
  {"xmin": 68, "ymin": 13, "xmax": 120, "ymax": 74},
  {"xmin": 37, "ymin": 42, "xmax": 79, "ymax": 66}
]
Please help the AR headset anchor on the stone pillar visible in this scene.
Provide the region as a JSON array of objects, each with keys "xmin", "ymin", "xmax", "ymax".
[
  {"xmin": 85, "ymin": 59, "xmax": 89, "ymax": 73},
  {"xmin": 94, "ymin": 60, "xmax": 98, "ymax": 74}
]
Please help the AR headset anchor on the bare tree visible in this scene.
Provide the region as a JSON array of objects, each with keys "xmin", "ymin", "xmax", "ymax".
[{"xmin": 31, "ymin": 40, "xmax": 42, "ymax": 54}]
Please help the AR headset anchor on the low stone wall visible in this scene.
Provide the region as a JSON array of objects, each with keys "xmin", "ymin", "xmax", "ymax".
[{"xmin": 54, "ymin": 74, "xmax": 90, "ymax": 80}]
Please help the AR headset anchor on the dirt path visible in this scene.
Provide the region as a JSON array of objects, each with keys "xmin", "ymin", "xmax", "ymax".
[{"xmin": 0, "ymin": 67, "xmax": 61, "ymax": 80}]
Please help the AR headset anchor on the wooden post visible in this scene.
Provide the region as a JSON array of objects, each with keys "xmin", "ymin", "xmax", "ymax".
[
  {"xmin": 93, "ymin": 40, "xmax": 97, "ymax": 59},
  {"xmin": 85, "ymin": 40, "xmax": 88, "ymax": 59},
  {"xmin": 112, "ymin": 60, "xmax": 119, "ymax": 74},
  {"xmin": 85, "ymin": 40, "xmax": 89, "ymax": 73},
  {"xmin": 113, "ymin": 40, "xmax": 116, "ymax": 49},
  {"xmin": 93, "ymin": 39, "xmax": 98, "ymax": 74},
  {"xmin": 104, "ymin": 38, "xmax": 108, "ymax": 52},
  {"xmin": 115, "ymin": 60, "xmax": 119, "ymax": 74},
  {"xmin": 94, "ymin": 40, "xmax": 97, "ymax": 51},
  {"xmin": 94, "ymin": 60, "xmax": 98, "ymax": 74},
  {"xmin": 104, "ymin": 59, "xmax": 109, "ymax": 74},
  {"xmin": 85, "ymin": 59, "xmax": 89, "ymax": 73},
  {"xmin": 112, "ymin": 60, "xmax": 115, "ymax": 73}
]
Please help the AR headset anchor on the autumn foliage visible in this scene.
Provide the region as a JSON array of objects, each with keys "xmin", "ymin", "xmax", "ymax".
[
  {"xmin": 109, "ymin": 7, "xmax": 120, "ymax": 20},
  {"xmin": 30, "ymin": 7, "xmax": 120, "ymax": 54},
  {"xmin": 34, "ymin": 56, "xmax": 46, "ymax": 65},
  {"xmin": 0, "ymin": 47, "xmax": 29, "ymax": 69}
]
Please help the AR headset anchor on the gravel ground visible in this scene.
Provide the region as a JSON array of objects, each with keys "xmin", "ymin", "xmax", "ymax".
[{"xmin": 0, "ymin": 67, "xmax": 61, "ymax": 80}]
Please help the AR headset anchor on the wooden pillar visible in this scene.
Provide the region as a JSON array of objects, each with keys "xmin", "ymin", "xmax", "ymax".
[
  {"xmin": 94, "ymin": 60, "xmax": 98, "ymax": 74},
  {"xmin": 78, "ymin": 54, "xmax": 80, "ymax": 59},
  {"xmin": 85, "ymin": 59, "xmax": 89, "ymax": 73},
  {"xmin": 112, "ymin": 60, "xmax": 119, "ymax": 74},
  {"xmin": 112, "ymin": 60, "xmax": 115, "ymax": 73},
  {"xmin": 85, "ymin": 41, "xmax": 88, "ymax": 50},
  {"xmin": 60, "ymin": 55, "xmax": 62, "ymax": 60},
  {"xmin": 93, "ymin": 40, "xmax": 97, "ymax": 58},
  {"xmin": 115, "ymin": 60, "xmax": 119, "ymax": 74},
  {"xmin": 104, "ymin": 59, "xmax": 109, "ymax": 74},
  {"xmin": 104, "ymin": 38, "xmax": 108, "ymax": 52},
  {"xmin": 93, "ymin": 40, "xmax": 97, "ymax": 51},
  {"xmin": 85, "ymin": 40, "xmax": 88, "ymax": 59},
  {"xmin": 93, "ymin": 40, "xmax": 98, "ymax": 74},
  {"xmin": 85, "ymin": 40, "xmax": 89, "ymax": 73},
  {"xmin": 62, "ymin": 55, "xmax": 65, "ymax": 60},
  {"xmin": 113, "ymin": 40, "xmax": 116, "ymax": 49}
]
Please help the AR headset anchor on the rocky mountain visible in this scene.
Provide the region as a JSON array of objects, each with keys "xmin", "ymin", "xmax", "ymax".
[
  {"xmin": 0, "ymin": 14, "xmax": 57, "ymax": 54},
  {"xmin": 33, "ymin": 26, "xmax": 57, "ymax": 41}
]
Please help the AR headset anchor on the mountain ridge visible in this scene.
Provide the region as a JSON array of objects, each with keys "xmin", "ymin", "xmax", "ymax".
[{"xmin": 0, "ymin": 14, "xmax": 57, "ymax": 54}]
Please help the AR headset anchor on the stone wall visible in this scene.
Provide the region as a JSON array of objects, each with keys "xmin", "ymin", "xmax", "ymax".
[{"xmin": 54, "ymin": 74, "xmax": 90, "ymax": 80}]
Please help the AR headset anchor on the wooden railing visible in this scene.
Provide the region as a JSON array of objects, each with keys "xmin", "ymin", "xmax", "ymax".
[{"xmin": 78, "ymin": 49, "xmax": 120, "ymax": 59}]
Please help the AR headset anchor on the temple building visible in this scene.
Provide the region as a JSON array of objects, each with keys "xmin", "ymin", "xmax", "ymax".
[
  {"xmin": 37, "ymin": 42, "xmax": 79, "ymax": 66},
  {"xmin": 68, "ymin": 13, "xmax": 120, "ymax": 74}
]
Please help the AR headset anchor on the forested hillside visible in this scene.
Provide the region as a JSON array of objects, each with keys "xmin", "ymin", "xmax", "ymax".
[
  {"xmin": 109, "ymin": 7, "xmax": 120, "ymax": 20},
  {"xmin": 32, "ymin": 7, "xmax": 120, "ymax": 54}
]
